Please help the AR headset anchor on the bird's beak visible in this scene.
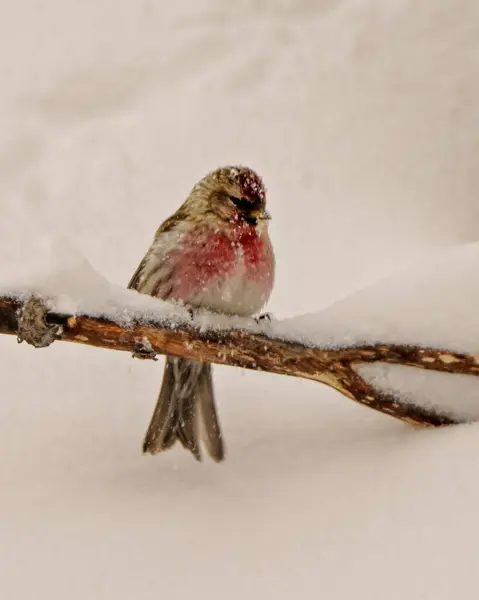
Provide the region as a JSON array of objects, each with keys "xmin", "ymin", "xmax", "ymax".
[{"xmin": 250, "ymin": 207, "xmax": 271, "ymax": 220}]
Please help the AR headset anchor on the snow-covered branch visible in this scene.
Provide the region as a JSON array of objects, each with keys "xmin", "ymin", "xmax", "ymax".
[{"xmin": 4, "ymin": 293, "xmax": 476, "ymax": 428}]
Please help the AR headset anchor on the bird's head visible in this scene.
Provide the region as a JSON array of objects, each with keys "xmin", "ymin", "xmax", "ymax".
[{"xmin": 187, "ymin": 165, "xmax": 271, "ymax": 226}]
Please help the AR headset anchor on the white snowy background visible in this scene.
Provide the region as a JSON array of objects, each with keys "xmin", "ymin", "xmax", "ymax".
[{"xmin": 1, "ymin": 1, "xmax": 479, "ymax": 598}]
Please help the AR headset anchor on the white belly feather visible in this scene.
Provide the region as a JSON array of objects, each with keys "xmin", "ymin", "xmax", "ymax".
[{"xmin": 191, "ymin": 250, "xmax": 270, "ymax": 317}]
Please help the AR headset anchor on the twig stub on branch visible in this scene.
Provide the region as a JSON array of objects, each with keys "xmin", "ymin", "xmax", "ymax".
[{"xmin": 17, "ymin": 297, "xmax": 63, "ymax": 348}]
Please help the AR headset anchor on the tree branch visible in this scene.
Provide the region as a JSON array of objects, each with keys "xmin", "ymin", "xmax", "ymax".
[{"xmin": 4, "ymin": 294, "xmax": 476, "ymax": 428}]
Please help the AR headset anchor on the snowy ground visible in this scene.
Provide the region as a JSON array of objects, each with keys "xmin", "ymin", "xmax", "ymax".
[{"xmin": 1, "ymin": 1, "xmax": 479, "ymax": 598}]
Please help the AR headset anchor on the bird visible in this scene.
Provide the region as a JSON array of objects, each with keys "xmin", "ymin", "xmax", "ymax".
[{"xmin": 128, "ymin": 166, "xmax": 275, "ymax": 462}]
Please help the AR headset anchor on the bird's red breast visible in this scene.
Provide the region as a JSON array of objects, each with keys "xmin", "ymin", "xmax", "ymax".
[{"xmin": 168, "ymin": 223, "xmax": 274, "ymax": 311}]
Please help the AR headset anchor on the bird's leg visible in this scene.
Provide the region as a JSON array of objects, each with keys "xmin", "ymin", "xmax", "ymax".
[{"xmin": 132, "ymin": 337, "xmax": 158, "ymax": 361}]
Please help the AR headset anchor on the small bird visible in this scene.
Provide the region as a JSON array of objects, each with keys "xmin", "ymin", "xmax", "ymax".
[{"xmin": 128, "ymin": 166, "xmax": 275, "ymax": 462}]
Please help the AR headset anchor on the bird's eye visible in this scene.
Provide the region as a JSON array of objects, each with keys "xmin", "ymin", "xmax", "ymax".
[{"xmin": 229, "ymin": 196, "xmax": 250, "ymax": 211}]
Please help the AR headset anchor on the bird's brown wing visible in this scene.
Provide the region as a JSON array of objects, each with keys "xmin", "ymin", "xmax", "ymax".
[
  {"xmin": 127, "ymin": 209, "xmax": 190, "ymax": 294},
  {"xmin": 128, "ymin": 207, "xmax": 187, "ymax": 300},
  {"xmin": 127, "ymin": 248, "xmax": 177, "ymax": 298},
  {"xmin": 127, "ymin": 254, "xmax": 149, "ymax": 291}
]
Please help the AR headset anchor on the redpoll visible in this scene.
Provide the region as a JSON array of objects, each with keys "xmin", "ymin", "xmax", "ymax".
[{"xmin": 128, "ymin": 166, "xmax": 275, "ymax": 462}]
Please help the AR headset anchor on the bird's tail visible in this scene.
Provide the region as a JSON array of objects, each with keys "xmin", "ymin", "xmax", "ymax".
[{"xmin": 142, "ymin": 356, "xmax": 225, "ymax": 462}]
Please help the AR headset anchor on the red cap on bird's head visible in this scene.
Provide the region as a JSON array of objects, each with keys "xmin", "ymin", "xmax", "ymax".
[{"xmin": 235, "ymin": 167, "xmax": 266, "ymax": 205}]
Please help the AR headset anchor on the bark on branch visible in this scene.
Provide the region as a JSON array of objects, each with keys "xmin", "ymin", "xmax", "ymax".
[{"xmin": 3, "ymin": 294, "xmax": 477, "ymax": 428}]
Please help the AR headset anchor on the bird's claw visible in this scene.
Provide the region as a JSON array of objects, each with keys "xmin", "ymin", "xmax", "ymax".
[
  {"xmin": 255, "ymin": 312, "xmax": 274, "ymax": 324},
  {"xmin": 132, "ymin": 338, "xmax": 158, "ymax": 361}
]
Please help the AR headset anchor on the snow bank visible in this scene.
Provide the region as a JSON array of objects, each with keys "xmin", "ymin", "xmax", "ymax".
[{"xmin": 275, "ymin": 241, "xmax": 479, "ymax": 353}]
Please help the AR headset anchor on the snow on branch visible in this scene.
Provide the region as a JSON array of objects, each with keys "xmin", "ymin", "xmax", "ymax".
[
  {"xmin": 4, "ymin": 240, "xmax": 479, "ymax": 429},
  {"xmin": 3, "ymin": 293, "xmax": 478, "ymax": 428}
]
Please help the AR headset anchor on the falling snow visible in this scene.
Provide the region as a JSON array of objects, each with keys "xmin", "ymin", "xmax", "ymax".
[{"xmin": 1, "ymin": 1, "xmax": 479, "ymax": 599}]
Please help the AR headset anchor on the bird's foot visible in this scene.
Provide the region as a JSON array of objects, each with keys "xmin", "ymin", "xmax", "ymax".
[{"xmin": 255, "ymin": 312, "xmax": 274, "ymax": 324}]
